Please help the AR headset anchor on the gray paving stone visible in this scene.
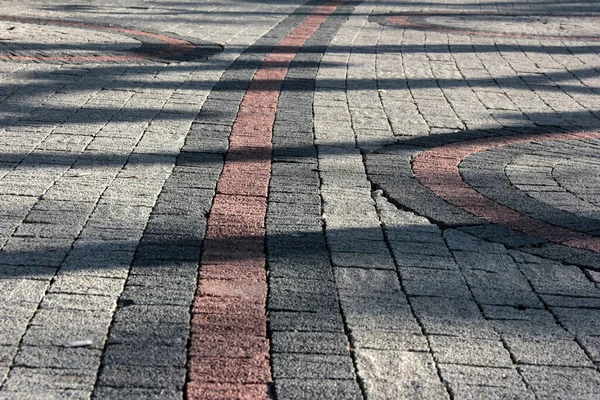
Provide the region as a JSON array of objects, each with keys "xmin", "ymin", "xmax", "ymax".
[
  {"xmin": 389, "ymin": 241, "xmax": 453, "ymax": 257},
  {"xmin": 268, "ymin": 257, "xmax": 334, "ymax": 282},
  {"xmin": 268, "ymin": 237, "xmax": 328, "ymax": 255},
  {"xmin": 517, "ymin": 261, "xmax": 600, "ymax": 298},
  {"xmin": 3, "ymin": 367, "xmax": 96, "ymax": 391},
  {"xmin": 107, "ymin": 321, "xmax": 189, "ymax": 347},
  {"xmin": 496, "ymin": 321, "xmax": 574, "ymax": 342},
  {"xmin": 272, "ymin": 354, "xmax": 356, "ymax": 379},
  {"xmin": 128, "ymin": 260, "xmax": 198, "ymax": 278},
  {"xmin": 461, "ymin": 268, "xmax": 531, "ymax": 292},
  {"xmin": 345, "ymin": 315, "xmax": 420, "ymax": 335},
  {"xmin": 118, "ymin": 285, "xmax": 194, "ymax": 306},
  {"xmin": 355, "ymin": 349, "xmax": 449, "ymax": 400},
  {"xmin": 578, "ymin": 336, "xmax": 600, "ymax": 364},
  {"xmin": 393, "ymin": 253, "xmax": 459, "ymax": 270},
  {"xmin": 411, "ymin": 297, "xmax": 498, "ymax": 338},
  {"xmin": 40, "ymin": 293, "xmax": 117, "ymax": 311},
  {"xmin": 335, "ymin": 267, "xmax": 402, "ymax": 295},
  {"xmin": 269, "ymin": 287, "xmax": 339, "ymax": 313},
  {"xmin": 541, "ymin": 294, "xmax": 600, "ymax": 308},
  {"xmin": 275, "ymin": 379, "xmax": 362, "ymax": 400},
  {"xmin": 14, "ymin": 221, "xmax": 85, "ymax": 238},
  {"xmin": 430, "ymin": 336, "xmax": 513, "ymax": 367},
  {"xmin": 0, "ymin": 389, "xmax": 90, "ymax": 400},
  {"xmin": 93, "ymin": 387, "xmax": 182, "ymax": 400},
  {"xmin": 351, "ymin": 331, "xmax": 429, "ymax": 352},
  {"xmin": 470, "ymin": 287, "xmax": 542, "ymax": 308},
  {"xmin": 553, "ymin": 308, "xmax": 600, "ymax": 336},
  {"xmin": 451, "ymin": 384, "xmax": 536, "ymax": 400},
  {"xmin": 0, "ymin": 366, "xmax": 8, "ymax": 388},
  {"xmin": 326, "ymin": 228, "xmax": 385, "ymax": 243},
  {"xmin": 438, "ymin": 364, "xmax": 526, "ymax": 390},
  {"xmin": 504, "ymin": 336, "xmax": 593, "ymax": 367},
  {"xmin": 0, "ymin": 278, "xmax": 49, "ymax": 305},
  {"xmin": 269, "ymin": 202, "xmax": 321, "ymax": 218},
  {"xmin": 0, "ymin": 195, "xmax": 37, "ymax": 217},
  {"xmin": 271, "ymin": 331, "xmax": 349, "ymax": 355},
  {"xmin": 519, "ymin": 365, "xmax": 600, "ymax": 399},
  {"xmin": 0, "ymin": 308, "xmax": 34, "ymax": 345},
  {"xmin": 49, "ymin": 275, "xmax": 125, "ymax": 297},
  {"xmin": 60, "ymin": 248, "xmax": 135, "ymax": 277},
  {"xmin": 269, "ymin": 191, "xmax": 321, "ymax": 205},
  {"xmin": 330, "ymin": 251, "xmax": 396, "ymax": 270},
  {"xmin": 102, "ymin": 344, "xmax": 186, "ymax": 368},
  {"xmin": 399, "ymin": 267, "xmax": 471, "ymax": 298},
  {"xmin": 125, "ymin": 273, "xmax": 197, "ymax": 291},
  {"xmin": 13, "ymin": 346, "xmax": 101, "ymax": 370},
  {"xmin": 97, "ymin": 365, "xmax": 186, "ymax": 389},
  {"xmin": 366, "ymin": 162, "xmax": 483, "ymax": 227},
  {"xmin": 112, "ymin": 305, "xmax": 190, "ymax": 325},
  {"xmin": 135, "ymin": 242, "xmax": 201, "ymax": 262},
  {"xmin": 270, "ymin": 277, "xmax": 337, "ymax": 294},
  {"xmin": 0, "ymin": 237, "xmax": 72, "ymax": 267},
  {"xmin": 0, "ymin": 346, "xmax": 17, "ymax": 367},
  {"xmin": 327, "ymin": 237, "xmax": 390, "ymax": 253},
  {"xmin": 457, "ymin": 224, "xmax": 545, "ymax": 247},
  {"xmin": 22, "ymin": 308, "xmax": 112, "ymax": 349},
  {"xmin": 340, "ymin": 294, "xmax": 418, "ymax": 333},
  {"xmin": 144, "ymin": 214, "xmax": 206, "ymax": 238},
  {"xmin": 444, "ymin": 229, "xmax": 507, "ymax": 255},
  {"xmin": 453, "ymin": 251, "xmax": 517, "ymax": 273},
  {"xmin": 421, "ymin": 317, "xmax": 499, "ymax": 339},
  {"xmin": 77, "ymin": 227, "xmax": 143, "ymax": 244},
  {"xmin": 269, "ymin": 311, "xmax": 344, "ymax": 333},
  {"xmin": 520, "ymin": 243, "xmax": 600, "ymax": 270}
]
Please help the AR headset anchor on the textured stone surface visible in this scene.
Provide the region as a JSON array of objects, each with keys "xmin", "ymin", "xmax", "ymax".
[{"xmin": 2, "ymin": 0, "xmax": 600, "ymax": 397}]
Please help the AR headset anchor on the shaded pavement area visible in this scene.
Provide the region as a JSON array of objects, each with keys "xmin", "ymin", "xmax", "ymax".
[{"xmin": 1, "ymin": 0, "xmax": 600, "ymax": 398}]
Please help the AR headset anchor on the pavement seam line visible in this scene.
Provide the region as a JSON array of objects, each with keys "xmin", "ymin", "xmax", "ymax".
[{"xmin": 370, "ymin": 188, "xmax": 454, "ymax": 400}]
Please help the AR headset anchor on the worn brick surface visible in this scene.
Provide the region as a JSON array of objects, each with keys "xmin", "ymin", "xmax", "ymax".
[{"xmin": 2, "ymin": 0, "xmax": 600, "ymax": 397}]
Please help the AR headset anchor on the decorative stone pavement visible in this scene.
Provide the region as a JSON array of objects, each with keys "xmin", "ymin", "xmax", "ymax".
[{"xmin": 0, "ymin": 0, "xmax": 600, "ymax": 398}]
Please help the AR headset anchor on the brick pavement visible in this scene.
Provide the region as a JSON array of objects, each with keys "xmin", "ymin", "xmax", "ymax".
[{"xmin": 1, "ymin": 0, "xmax": 600, "ymax": 398}]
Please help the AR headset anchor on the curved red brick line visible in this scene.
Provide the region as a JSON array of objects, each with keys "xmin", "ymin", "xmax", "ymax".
[
  {"xmin": 186, "ymin": 1, "xmax": 344, "ymax": 398},
  {"xmin": 412, "ymin": 131, "xmax": 600, "ymax": 253},
  {"xmin": 387, "ymin": 15, "xmax": 600, "ymax": 41},
  {"xmin": 0, "ymin": 16, "xmax": 195, "ymax": 61}
]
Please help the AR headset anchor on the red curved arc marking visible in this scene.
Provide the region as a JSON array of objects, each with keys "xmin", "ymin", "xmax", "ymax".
[
  {"xmin": 186, "ymin": 0, "xmax": 345, "ymax": 398},
  {"xmin": 387, "ymin": 15, "xmax": 600, "ymax": 41},
  {"xmin": 0, "ymin": 16, "xmax": 195, "ymax": 61},
  {"xmin": 412, "ymin": 131, "xmax": 600, "ymax": 253}
]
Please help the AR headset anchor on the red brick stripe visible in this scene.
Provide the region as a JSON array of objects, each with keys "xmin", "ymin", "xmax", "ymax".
[
  {"xmin": 413, "ymin": 131, "xmax": 600, "ymax": 253},
  {"xmin": 387, "ymin": 15, "xmax": 600, "ymax": 41},
  {"xmin": 186, "ymin": 1, "xmax": 344, "ymax": 398},
  {"xmin": 0, "ymin": 16, "xmax": 195, "ymax": 61}
]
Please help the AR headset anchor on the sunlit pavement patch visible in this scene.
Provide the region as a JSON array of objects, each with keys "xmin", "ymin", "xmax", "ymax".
[
  {"xmin": 413, "ymin": 131, "xmax": 600, "ymax": 253},
  {"xmin": 375, "ymin": 13, "xmax": 600, "ymax": 41},
  {"xmin": 0, "ymin": 16, "xmax": 220, "ymax": 62}
]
